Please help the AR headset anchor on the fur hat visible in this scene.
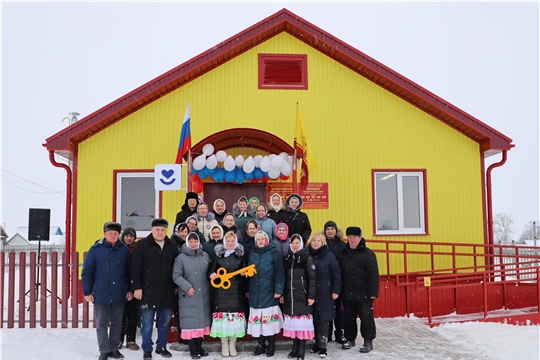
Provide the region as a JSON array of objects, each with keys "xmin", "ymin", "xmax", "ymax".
[
  {"xmin": 151, "ymin": 218, "xmax": 169, "ymax": 228},
  {"xmin": 346, "ymin": 226, "xmax": 362, "ymax": 237},
  {"xmin": 185, "ymin": 192, "xmax": 198, "ymax": 200},
  {"xmin": 103, "ymin": 222, "xmax": 122, "ymax": 233}
]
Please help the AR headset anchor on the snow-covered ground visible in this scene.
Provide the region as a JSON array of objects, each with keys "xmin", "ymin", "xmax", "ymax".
[{"xmin": 1, "ymin": 317, "xmax": 538, "ymax": 360}]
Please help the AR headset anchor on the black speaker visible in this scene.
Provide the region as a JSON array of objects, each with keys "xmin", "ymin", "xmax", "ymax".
[{"xmin": 28, "ymin": 208, "xmax": 50, "ymax": 241}]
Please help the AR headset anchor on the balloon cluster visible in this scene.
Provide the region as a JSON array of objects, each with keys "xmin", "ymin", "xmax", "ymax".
[{"xmin": 191, "ymin": 144, "xmax": 293, "ymax": 191}]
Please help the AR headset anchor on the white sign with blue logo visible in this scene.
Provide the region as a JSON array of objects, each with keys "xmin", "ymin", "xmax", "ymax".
[{"xmin": 154, "ymin": 164, "xmax": 183, "ymax": 190}]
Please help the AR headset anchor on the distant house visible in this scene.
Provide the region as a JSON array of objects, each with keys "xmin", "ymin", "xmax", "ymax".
[{"xmin": 1, "ymin": 226, "xmax": 66, "ymax": 256}]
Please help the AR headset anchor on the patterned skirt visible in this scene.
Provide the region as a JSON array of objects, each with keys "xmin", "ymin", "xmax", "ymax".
[
  {"xmin": 282, "ymin": 314, "xmax": 315, "ymax": 340},
  {"xmin": 210, "ymin": 312, "xmax": 246, "ymax": 338},
  {"xmin": 247, "ymin": 305, "xmax": 283, "ymax": 337},
  {"xmin": 181, "ymin": 326, "xmax": 210, "ymax": 340}
]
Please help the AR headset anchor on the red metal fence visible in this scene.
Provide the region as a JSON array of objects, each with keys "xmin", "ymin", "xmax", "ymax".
[{"xmin": 2, "ymin": 240, "xmax": 539, "ymax": 328}]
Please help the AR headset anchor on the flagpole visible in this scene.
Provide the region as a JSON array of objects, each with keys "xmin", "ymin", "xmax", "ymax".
[
  {"xmin": 292, "ymin": 139, "xmax": 298, "ymax": 194},
  {"xmin": 187, "ymin": 149, "xmax": 192, "ymax": 192}
]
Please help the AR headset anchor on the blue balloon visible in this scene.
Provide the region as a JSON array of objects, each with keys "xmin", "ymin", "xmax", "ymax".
[
  {"xmin": 198, "ymin": 167, "xmax": 208, "ymax": 179},
  {"xmin": 236, "ymin": 170, "xmax": 245, "ymax": 184},
  {"xmin": 253, "ymin": 168, "xmax": 263, "ymax": 179},
  {"xmin": 213, "ymin": 168, "xmax": 225, "ymax": 183},
  {"xmin": 225, "ymin": 170, "xmax": 236, "ymax": 183},
  {"xmin": 206, "ymin": 167, "xmax": 215, "ymax": 175},
  {"xmin": 192, "ymin": 168, "xmax": 199, "ymax": 175},
  {"xmin": 245, "ymin": 171, "xmax": 254, "ymax": 180}
]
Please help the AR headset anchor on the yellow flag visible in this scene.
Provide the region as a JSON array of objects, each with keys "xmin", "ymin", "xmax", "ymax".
[{"xmin": 295, "ymin": 107, "xmax": 317, "ymax": 189}]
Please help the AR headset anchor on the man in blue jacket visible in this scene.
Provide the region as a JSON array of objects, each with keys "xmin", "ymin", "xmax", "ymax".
[{"xmin": 82, "ymin": 222, "xmax": 133, "ymax": 360}]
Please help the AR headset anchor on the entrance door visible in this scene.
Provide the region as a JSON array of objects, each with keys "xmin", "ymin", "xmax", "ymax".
[{"xmin": 204, "ymin": 183, "xmax": 267, "ymax": 214}]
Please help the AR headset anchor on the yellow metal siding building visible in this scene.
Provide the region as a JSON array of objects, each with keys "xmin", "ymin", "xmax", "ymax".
[{"xmin": 45, "ymin": 9, "xmax": 512, "ymax": 273}]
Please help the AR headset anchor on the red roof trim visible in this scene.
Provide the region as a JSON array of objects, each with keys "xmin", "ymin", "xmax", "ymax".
[{"xmin": 44, "ymin": 8, "xmax": 512, "ymax": 160}]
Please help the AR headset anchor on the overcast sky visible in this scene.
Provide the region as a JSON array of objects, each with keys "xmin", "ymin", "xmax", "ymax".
[{"xmin": 2, "ymin": 2, "xmax": 538, "ymax": 239}]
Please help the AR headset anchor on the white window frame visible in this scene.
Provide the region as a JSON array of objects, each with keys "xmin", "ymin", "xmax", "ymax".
[
  {"xmin": 115, "ymin": 171, "xmax": 159, "ymax": 238},
  {"xmin": 374, "ymin": 171, "xmax": 426, "ymax": 235}
]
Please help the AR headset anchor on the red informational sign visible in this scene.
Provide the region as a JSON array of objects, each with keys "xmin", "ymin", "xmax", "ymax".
[{"xmin": 267, "ymin": 183, "xmax": 329, "ymax": 209}]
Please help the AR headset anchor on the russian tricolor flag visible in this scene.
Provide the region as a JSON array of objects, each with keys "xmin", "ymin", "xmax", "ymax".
[{"xmin": 175, "ymin": 103, "xmax": 191, "ymax": 164}]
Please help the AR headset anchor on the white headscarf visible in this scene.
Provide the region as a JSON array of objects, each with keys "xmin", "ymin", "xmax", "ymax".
[{"xmin": 223, "ymin": 234, "xmax": 239, "ymax": 258}]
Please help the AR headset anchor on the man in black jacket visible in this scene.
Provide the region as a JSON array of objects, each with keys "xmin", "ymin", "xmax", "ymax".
[
  {"xmin": 336, "ymin": 226, "xmax": 379, "ymax": 354},
  {"xmin": 131, "ymin": 218, "xmax": 179, "ymax": 359}
]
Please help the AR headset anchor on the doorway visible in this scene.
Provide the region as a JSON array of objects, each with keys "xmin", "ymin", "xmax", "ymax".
[{"xmin": 203, "ymin": 183, "xmax": 267, "ymax": 214}]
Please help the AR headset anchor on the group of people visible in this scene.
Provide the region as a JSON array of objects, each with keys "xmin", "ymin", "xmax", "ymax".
[{"xmin": 82, "ymin": 192, "xmax": 380, "ymax": 360}]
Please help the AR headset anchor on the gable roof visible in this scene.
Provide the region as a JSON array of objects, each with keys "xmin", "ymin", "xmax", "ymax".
[{"xmin": 44, "ymin": 8, "xmax": 513, "ymax": 160}]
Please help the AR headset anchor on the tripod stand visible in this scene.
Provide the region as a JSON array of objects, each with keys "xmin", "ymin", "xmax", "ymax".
[{"xmin": 24, "ymin": 239, "xmax": 61, "ymax": 310}]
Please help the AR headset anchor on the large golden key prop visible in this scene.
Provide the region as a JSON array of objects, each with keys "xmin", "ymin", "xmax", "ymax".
[{"xmin": 211, "ymin": 264, "xmax": 257, "ymax": 289}]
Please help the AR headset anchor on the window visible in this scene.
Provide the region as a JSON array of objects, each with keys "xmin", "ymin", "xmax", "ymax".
[
  {"xmin": 258, "ymin": 54, "xmax": 308, "ymax": 89},
  {"xmin": 374, "ymin": 171, "xmax": 426, "ymax": 235},
  {"xmin": 115, "ymin": 171, "xmax": 159, "ymax": 237}
]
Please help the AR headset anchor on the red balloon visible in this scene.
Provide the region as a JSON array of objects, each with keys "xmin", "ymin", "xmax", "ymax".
[
  {"xmin": 261, "ymin": 176, "xmax": 269, "ymax": 183},
  {"xmin": 193, "ymin": 180, "xmax": 204, "ymax": 193},
  {"xmin": 222, "ymin": 180, "xmax": 228, "ymax": 184},
  {"xmin": 232, "ymin": 180, "xmax": 238, "ymax": 185},
  {"xmin": 280, "ymin": 175, "xmax": 290, "ymax": 180},
  {"xmin": 193, "ymin": 173, "xmax": 200, "ymax": 181},
  {"xmin": 251, "ymin": 178, "xmax": 259, "ymax": 183}
]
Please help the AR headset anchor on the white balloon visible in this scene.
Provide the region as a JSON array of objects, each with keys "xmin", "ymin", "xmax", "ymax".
[
  {"xmin": 235, "ymin": 155, "xmax": 245, "ymax": 167},
  {"xmin": 279, "ymin": 152, "xmax": 289, "ymax": 160},
  {"xmin": 224, "ymin": 156, "xmax": 236, "ymax": 171},
  {"xmin": 206, "ymin": 155, "xmax": 218, "ymax": 170},
  {"xmin": 287, "ymin": 155, "xmax": 293, "ymax": 165},
  {"xmin": 260, "ymin": 156, "xmax": 271, "ymax": 172},
  {"xmin": 193, "ymin": 154, "xmax": 207, "ymax": 171},
  {"xmin": 243, "ymin": 156, "xmax": 255, "ymax": 173},
  {"xmin": 271, "ymin": 155, "xmax": 284, "ymax": 169},
  {"xmin": 268, "ymin": 167, "xmax": 281, "ymax": 179},
  {"xmin": 281, "ymin": 161, "xmax": 292, "ymax": 176},
  {"xmin": 202, "ymin": 143, "xmax": 215, "ymax": 156},
  {"xmin": 216, "ymin": 150, "xmax": 227, "ymax": 162},
  {"xmin": 253, "ymin": 155, "xmax": 263, "ymax": 168},
  {"xmin": 268, "ymin": 154, "xmax": 277, "ymax": 162}
]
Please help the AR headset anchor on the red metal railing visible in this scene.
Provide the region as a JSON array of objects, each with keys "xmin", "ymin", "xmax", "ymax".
[{"xmin": 2, "ymin": 240, "xmax": 539, "ymax": 328}]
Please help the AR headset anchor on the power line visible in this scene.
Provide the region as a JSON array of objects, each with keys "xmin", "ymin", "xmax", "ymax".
[{"xmin": 1, "ymin": 169, "xmax": 66, "ymax": 195}]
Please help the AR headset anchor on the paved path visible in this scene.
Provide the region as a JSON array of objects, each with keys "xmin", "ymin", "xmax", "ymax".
[{"xmin": 168, "ymin": 318, "xmax": 490, "ymax": 360}]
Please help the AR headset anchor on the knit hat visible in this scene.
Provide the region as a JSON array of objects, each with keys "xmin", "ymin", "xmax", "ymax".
[
  {"xmin": 151, "ymin": 218, "xmax": 169, "ymax": 228},
  {"xmin": 103, "ymin": 222, "xmax": 122, "ymax": 233},
  {"xmin": 122, "ymin": 227, "xmax": 136, "ymax": 239},
  {"xmin": 324, "ymin": 221, "xmax": 337, "ymax": 231},
  {"xmin": 346, "ymin": 226, "xmax": 362, "ymax": 237}
]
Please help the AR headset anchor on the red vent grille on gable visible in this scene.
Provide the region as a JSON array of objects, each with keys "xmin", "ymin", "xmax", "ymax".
[{"xmin": 258, "ymin": 54, "xmax": 308, "ymax": 90}]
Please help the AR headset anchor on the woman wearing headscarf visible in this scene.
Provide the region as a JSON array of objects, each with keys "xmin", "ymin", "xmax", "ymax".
[
  {"xmin": 173, "ymin": 233, "xmax": 212, "ymax": 359},
  {"xmin": 307, "ymin": 232, "xmax": 341, "ymax": 358},
  {"xmin": 247, "ymin": 231, "xmax": 285, "ymax": 357},
  {"xmin": 193, "ymin": 202, "xmax": 219, "ymax": 242},
  {"xmin": 203, "ymin": 224, "xmax": 224, "ymax": 261},
  {"xmin": 280, "ymin": 234, "xmax": 316, "ymax": 360},
  {"xmin": 273, "ymin": 222, "xmax": 291, "ymax": 257},
  {"xmin": 249, "ymin": 197, "xmax": 260, "ymax": 209},
  {"xmin": 212, "ymin": 199, "xmax": 228, "ymax": 225},
  {"xmin": 232, "ymin": 196, "xmax": 255, "ymax": 236},
  {"xmin": 267, "ymin": 193, "xmax": 286, "ymax": 225},
  {"xmin": 220, "ymin": 213, "xmax": 243, "ymax": 243},
  {"xmin": 208, "ymin": 231, "xmax": 247, "ymax": 357},
  {"xmin": 254, "ymin": 204, "xmax": 277, "ymax": 241},
  {"xmin": 283, "ymin": 194, "xmax": 312, "ymax": 242}
]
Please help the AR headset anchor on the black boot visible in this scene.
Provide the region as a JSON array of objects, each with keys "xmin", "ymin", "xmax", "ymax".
[
  {"xmin": 188, "ymin": 339, "xmax": 201, "ymax": 359},
  {"xmin": 359, "ymin": 339, "xmax": 373, "ymax": 353},
  {"xmin": 266, "ymin": 335, "xmax": 276, "ymax": 357},
  {"xmin": 288, "ymin": 338, "xmax": 299, "ymax": 358},
  {"xmin": 296, "ymin": 340, "xmax": 306, "ymax": 360},
  {"xmin": 195, "ymin": 337, "xmax": 209, "ymax": 357},
  {"xmin": 253, "ymin": 336, "xmax": 266, "ymax": 356},
  {"xmin": 335, "ymin": 330, "xmax": 346, "ymax": 344}
]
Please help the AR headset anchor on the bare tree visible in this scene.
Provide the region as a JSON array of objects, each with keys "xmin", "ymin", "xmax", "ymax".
[
  {"xmin": 519, "ymin": 220, "xmax": 539, "ymax": 241},
  {"xmin": 494, "ymin": 213, "xmax": 515, "ymax": 244}
]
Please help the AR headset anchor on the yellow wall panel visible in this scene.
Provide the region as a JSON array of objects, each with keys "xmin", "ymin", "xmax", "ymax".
[{"xmin": 76, "ymin": 33, "xmax": 485, "ymax": 273}]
